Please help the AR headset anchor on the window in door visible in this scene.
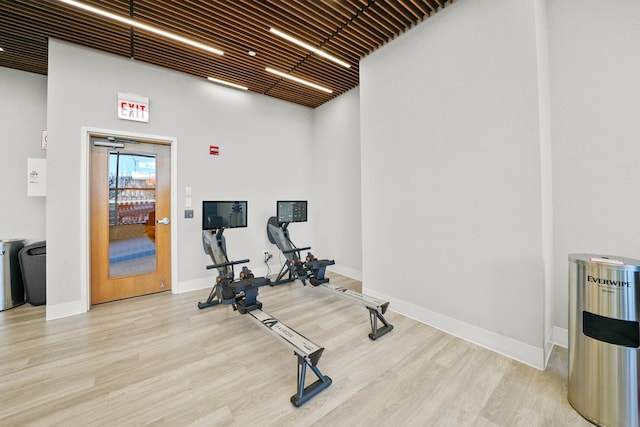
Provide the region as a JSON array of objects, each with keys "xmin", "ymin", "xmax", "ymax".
[{"xmin": 108, "ymin": 152, "xmax": 157, "ymax": 278}]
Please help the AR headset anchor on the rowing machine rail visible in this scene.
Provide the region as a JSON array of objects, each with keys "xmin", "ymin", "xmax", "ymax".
[
  {"xmin": 247, "ymin": 309, "xmax": 332, "ymax": 406},
  {"xmin": 198, "ymin": 228, "xmax": 331, "ymax": 405},
  {"xmin": 266, "ymin": 217, "xmax": 394, "ymax": 340}
]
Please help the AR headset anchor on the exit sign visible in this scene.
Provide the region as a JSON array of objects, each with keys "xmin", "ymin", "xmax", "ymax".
[{"xmin": 118, "ymin": 92, "xmax": 149, "ymax": 123}]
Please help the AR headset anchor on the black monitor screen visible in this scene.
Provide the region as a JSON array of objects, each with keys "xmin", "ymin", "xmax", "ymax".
[
  {"xmin": 202, "ymin": 201, "xmax": 248, "ymax": 230},
  {"xmin": 277, "ymin": 200, "xmax": 307, "ymax": 223}
]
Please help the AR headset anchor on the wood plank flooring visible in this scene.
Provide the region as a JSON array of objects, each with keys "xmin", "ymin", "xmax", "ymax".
[{"xmin": 0, "ymin": 272, "xmax": 590, "ymax": 426}]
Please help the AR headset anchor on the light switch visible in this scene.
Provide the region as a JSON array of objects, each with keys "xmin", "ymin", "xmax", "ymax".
[
  {"xmin": 185, "ymin": 186, "xmax": 192, "ymax": 195},
  {"xmin": 185, "ymin": 197, "xmax": 192, "ymax": 208}
]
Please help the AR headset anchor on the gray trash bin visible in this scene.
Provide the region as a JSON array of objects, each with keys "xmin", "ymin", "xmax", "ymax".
[
  {"xmin": 568, "ymin": 253, "xmax": 640, "ymax": 427},
  {"xmin": 0, "ymin": 239, "xmax": 26, "ymax": 311}
]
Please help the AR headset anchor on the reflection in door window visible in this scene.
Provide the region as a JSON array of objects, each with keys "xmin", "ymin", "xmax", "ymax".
[{"xmin": 108, "ymin": 152, "xmax": 157, "ymax": 277}]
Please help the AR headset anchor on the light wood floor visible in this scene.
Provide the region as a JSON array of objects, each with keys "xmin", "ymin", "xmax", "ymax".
[{"xmin": 0, "ymin": 272, "xmax": 590, "ymax": 426}]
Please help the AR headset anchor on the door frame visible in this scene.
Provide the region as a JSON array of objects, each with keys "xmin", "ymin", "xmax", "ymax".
[{"xmin": 80, "ymin": 126, "xmax": 178, "ymax": 312}]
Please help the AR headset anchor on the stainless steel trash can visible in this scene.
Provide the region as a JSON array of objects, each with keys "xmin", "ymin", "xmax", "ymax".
[
  {"xmin": 1, "ymin": 239, "xmax": 26, "ymax": 311},
  {"xmin": 568, "ymin": 254, "xmax": 640, "ymax": 427}
]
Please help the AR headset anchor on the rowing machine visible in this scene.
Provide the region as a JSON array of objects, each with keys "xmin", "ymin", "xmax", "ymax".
[
  {"xmin": 198, "ymin": 210, "xmax": 331, "ymax": 405},
  {"xmin": 266, "ymin": 210, "xmax": 394, "ymax": 340}
]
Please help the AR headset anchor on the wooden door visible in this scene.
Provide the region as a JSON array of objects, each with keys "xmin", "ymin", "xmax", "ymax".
[{"xmin": 90, "ymin": 137, "xmax": 171, "ymax": 304}]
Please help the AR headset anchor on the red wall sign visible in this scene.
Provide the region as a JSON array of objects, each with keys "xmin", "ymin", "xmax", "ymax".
[
  {"xmin": 210, "ymin": 145, "xmax": 219, "ymax": 155},
  {"xmin": 117, "ymin": 92, "xmax": 149, "ymax": 123}
]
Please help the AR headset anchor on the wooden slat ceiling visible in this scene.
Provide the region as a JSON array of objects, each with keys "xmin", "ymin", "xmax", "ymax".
[{"xmin": 0, "ymin": 0, "xmax": 452, "ymax": 108}]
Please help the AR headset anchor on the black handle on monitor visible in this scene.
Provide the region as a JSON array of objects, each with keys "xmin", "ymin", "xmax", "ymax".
[
  {"xmin": 206, "ymin": 258, "xmax": 251, "ymax": 269},
  {"xmin": 283, "ymin": 246, "xmax": 311, "ymax": 254}
]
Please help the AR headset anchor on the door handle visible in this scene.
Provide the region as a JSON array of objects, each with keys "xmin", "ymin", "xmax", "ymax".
[{"xmin": 157, "ymin": 217, "xmax": 170, "ymax": 225}]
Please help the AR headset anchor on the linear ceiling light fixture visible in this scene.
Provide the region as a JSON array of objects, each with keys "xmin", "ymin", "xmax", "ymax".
[
  {"xmin": 269, "ymin": 28, "xmax": 350, "ymax": 68},
  {"xmin": 58, "ymin": 0, "xmax": 224, "ymax": 56},
  {"xmin": 207, "ymin": 77, "xmax": 248, "ymax": 91},
  {"xmin": 265, "ymin": 67, "xmax": 332, "ymax": 94}
]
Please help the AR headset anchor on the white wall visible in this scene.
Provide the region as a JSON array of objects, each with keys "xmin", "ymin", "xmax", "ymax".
[
  {"xmin": 0, "ymin": 67, "xmax": 47, "ymax": 243},
  {"xmin": 46, "ymin": 40, "xmax": 314, "ymax": 318},
  {"xmin": 548, "ymin": 0, "xmax": 640, "ymax": 334},
  {"xmin": 360, "ymin": 0, "xmax": 547, "ymax": 368},
  {"xmin": 311, "ymin": 88, "xmax": 362, "ymax": 279}
]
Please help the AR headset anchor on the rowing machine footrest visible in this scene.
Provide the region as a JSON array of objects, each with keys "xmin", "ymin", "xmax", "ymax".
[
  {"xmin": 234, "ymin": 278, "xmax": 268, "ymax": 313},
  {"xmin": 305, "ymin": 260, "xmax": 335, "ymax": 269},
  {"xmin": 222, "ymin": 284, "xmax": 236, "ymax": 300},
  {"xmin": 235, "ymin": 299, "xmax": 263, "ymax": 314},
  {"xmin": 304, "ymin": 253, "xmax": 335, "ymax": 269},
  {"xmin": 306, "ymin": 258, "xmax": 334, "ymax": 284},
  {"xmin": 231, "ymin": 277, "xmax": 270, "ymax": 291},
  {"xmin": 309, "ymin": 277, "xmax": 330, "ymax": 286}
]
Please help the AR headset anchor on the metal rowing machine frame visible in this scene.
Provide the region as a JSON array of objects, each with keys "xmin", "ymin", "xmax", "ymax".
[
  {"xmin": 247, "ymin": 309, "xmax": 332, "ymax": 407},
  {"xmin": 198, "ymin": 228, "xmax": 332, "ymax": 405},
  {"xmin": 266, "ymin": 217, "xmax": 394, "ymax": 340}
]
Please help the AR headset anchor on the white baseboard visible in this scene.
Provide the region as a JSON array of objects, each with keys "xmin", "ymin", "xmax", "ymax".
[
  {"xmin": 44, "ymin": 278, "xmax": 212, "ymax": 321},
  {"xmin": 363, "ymin": 287, "xmax": 546, "ymax": 370},
  {"xmin": 328, "ymin": 265, "xmax": 362, "ymax": 281},
  {"xmin": 46, "ymin": 299, "xmax": 86, "ymax": 320},
  {"xmin": 553, "ymin": 326, "xmax": 568, "ymax": 348},
  {"xmin": 174, "ymin": 277, "xmax": 212, "ymax": 294},
  {"xmin": 544, "ymin": 328, "xmax": 554, "ymax": 367}
]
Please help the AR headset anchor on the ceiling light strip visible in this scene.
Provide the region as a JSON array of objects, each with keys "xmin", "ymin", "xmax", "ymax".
[
  {"xmin": 58, "ymin": 0, "xmax": 224, "ymax": 56},
  {"xmin": 265, "ymin": 67, "xmax": 332, "ymax": 94},
  {"xmin": 207, "ymin": 77, "xmax": 248, "ymax": 91},
  {"xmin": 269, "ymin": 28, "xmax": 350, "ymax": 68}
]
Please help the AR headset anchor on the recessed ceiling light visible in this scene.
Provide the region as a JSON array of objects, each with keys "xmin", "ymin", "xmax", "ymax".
[
  {"xmin": 0, "ymin": 47, "xmax": 4, "ymax": 52},
  {"xmin": 269, "ymin": 28, "xmax": 350, "ymax": 68},
  {"xmin": 248, "ymin": 50, "xmax": 256, "ymax": 57},
  {"xmin": 59, "ymin": 0, "xmax": 223, "ymax": 56},
  {"xmin": 207, "ymin": 77, "xmax": 248, "ymax": 91},
  {"xmin": 265, "ymin": 67, "xmax": 332, "ymax": 94}
]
